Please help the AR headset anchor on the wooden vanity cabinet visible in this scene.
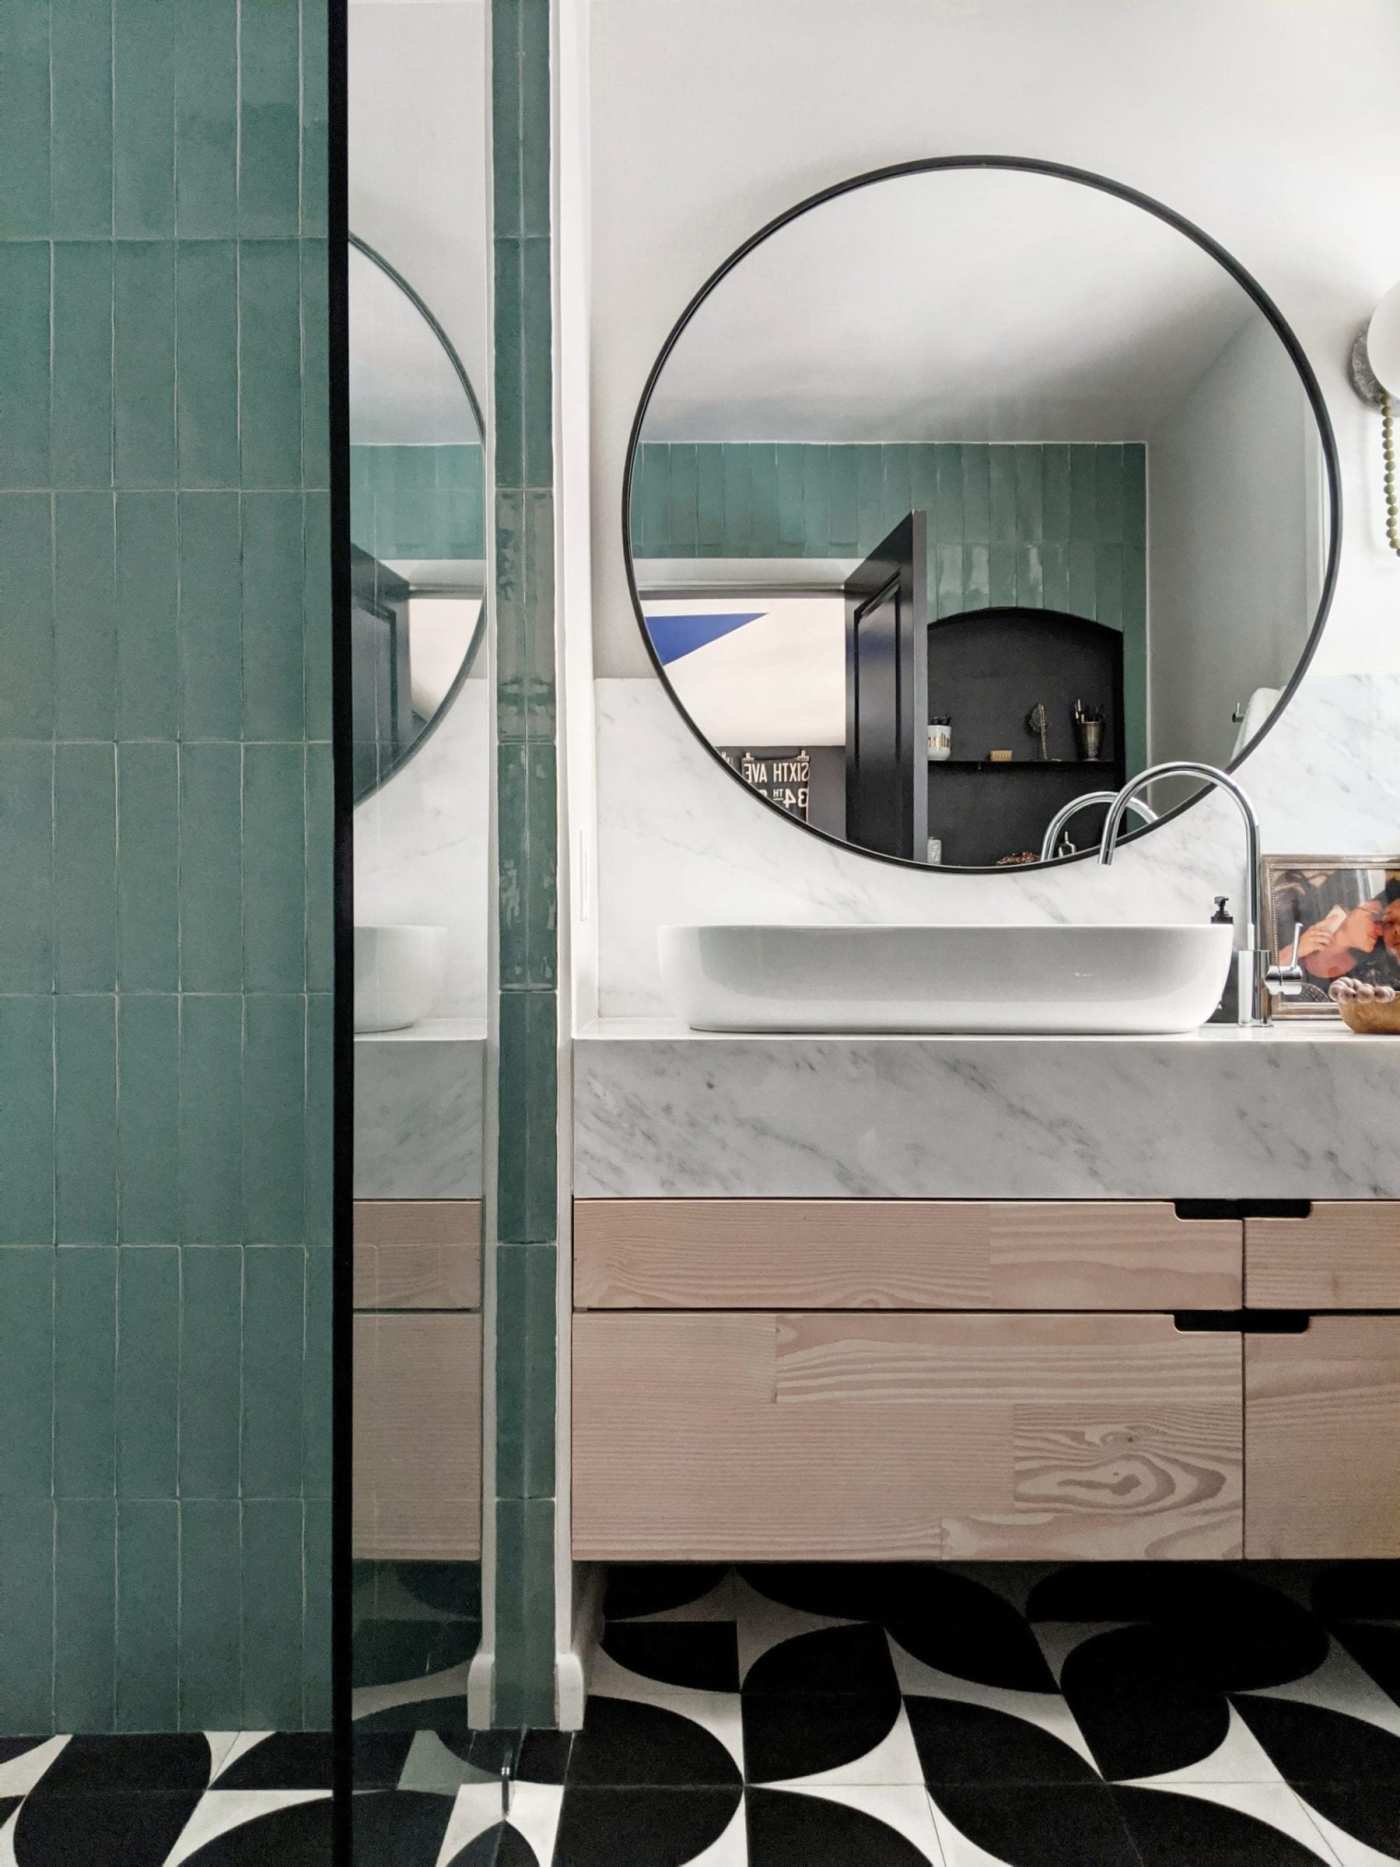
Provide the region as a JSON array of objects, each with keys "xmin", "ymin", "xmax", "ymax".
[{"xmin": 1245, "ymin": 1201, "xmax": 1400, "ymax": 1308}]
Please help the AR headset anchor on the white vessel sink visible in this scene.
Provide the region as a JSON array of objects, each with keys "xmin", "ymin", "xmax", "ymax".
[
  {"xmin": 354, "ymin": 923, "xmax": 446, "ymax": 1032},
  {"xmin": 658, "ymin": 923, "xmax": 1235, "ymax": 1035}
]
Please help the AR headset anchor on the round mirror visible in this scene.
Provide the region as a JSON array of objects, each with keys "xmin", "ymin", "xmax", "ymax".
[
  {"xmin": 624, "ymin": 159, "xmax": 1340, "ymax": 871},
  {"xmin": 350, "ymin": 236, "xmax": 487, "ymax": 803}
]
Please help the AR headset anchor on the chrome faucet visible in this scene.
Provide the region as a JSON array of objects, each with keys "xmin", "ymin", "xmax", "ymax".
[
  {"xmin": 1040, "ymin": 791, "xmax": 1157, "ymax": 863},
  {"xmin": 1096, "ymin": 761, "xmax": 1303, "ymax": 1025}
]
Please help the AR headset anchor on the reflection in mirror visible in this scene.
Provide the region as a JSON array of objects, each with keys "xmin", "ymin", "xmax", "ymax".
[{"xmin": 628, "ymin": 163, "xmax": 1335, "ymax": 870}]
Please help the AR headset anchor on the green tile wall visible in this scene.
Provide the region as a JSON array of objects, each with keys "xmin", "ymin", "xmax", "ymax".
[
  {"xmin": 490, "ymin": 0, "xmax": 559, "ymax": 1728},
  {"xmin": 633, "ymin": 441, "xmax": 1149, "ymax": 773},
  {"xmin": 0, "ymin": 0, "xmax": 332, "ymax": 1736},
  {"xmin": 350, "ymin": 443, "xmax": 487, "ymax": 562}
]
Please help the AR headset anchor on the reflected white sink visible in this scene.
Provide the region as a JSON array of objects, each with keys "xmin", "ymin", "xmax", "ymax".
[
  {"xmin": 355, "ymin": 924, "xmax": 446, "ymax": 1032},
  {"xmin": 658, "ymin": 923, "xmax": 1235, "ymax": 1035}
]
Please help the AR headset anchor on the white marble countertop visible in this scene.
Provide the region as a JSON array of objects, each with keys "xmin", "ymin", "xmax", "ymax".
[
  {"xmin": 355, "ymin": 1021, "xmax": 486, "ymax": 1199},
  {"xmin": 573, "ymin": 1019, "xmax": 1400, "ymax": 1199}
]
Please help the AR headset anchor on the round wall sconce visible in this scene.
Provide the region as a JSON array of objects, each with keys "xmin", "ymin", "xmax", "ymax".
[{"xmin": 1350, "ymin": 280, "xmax": 1400, "ymax": 557}]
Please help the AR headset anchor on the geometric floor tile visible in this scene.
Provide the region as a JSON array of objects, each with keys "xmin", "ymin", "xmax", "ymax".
[
  {"xmin": 748, "ymin": 1784, "xmax": 943, "ymax": 1864},
  {"xmin": 929, "ymin": 1783, "xmax": 1138, "ymax": 1867},
  {"xmin": 1112, "ymin": 1781, "xmax": 1342, "ymax": 1865}
]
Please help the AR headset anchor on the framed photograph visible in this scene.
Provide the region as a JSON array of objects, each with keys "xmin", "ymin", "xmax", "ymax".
[{"xmin": 1261, "ymin": 855, "xmax": 1400, "ymax": 1018}]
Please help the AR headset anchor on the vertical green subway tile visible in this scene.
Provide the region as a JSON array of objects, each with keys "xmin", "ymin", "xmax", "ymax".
[
  {"xmin": 491, "ymin": 0, "xmax": 522, "ymax": 236},
  {"xmin": 179, "ymin": 993, "xmax": 242, "ymax": 1243},
  {"xmin": 51, "ymin": 0, "xmax": 113, "ymax": 237},
  {"xmin": 115, "ymin": 1244, "xmax": 179, "ymax": 1496},
  {"xmin": 908, "ymin": 444, "xmax": 938, "ymax": 537},
  {"xmin": 301, "ymin": 1250, "xmax": 331, "ymax": 1498},
  {"xmin": 243, "ymin": 492, "xmax": 306, "ymax": 738},
  {"xmin": 0, "ymin": 1, "xmax": 52, "ymax": 237},
  {"xmin": 55, "ymin": 1499, "xmax": 117, "ymax": 1730},
  {"xmin": 300, "ymin": 0, "xmax": 329, "ymax": 236},
  {"xmin": 961, "ymin": 448, "xmax": 991, "ymax": 544},
  {"xmin": 522, "ymin": 237, "xmax": 553, "ymax": 487},
  {"xmin": 963, "ymin": 544, "xmax": 990, "ymax": 612},
  {"xmin": 880, "ymin": 447, "xmax": 910, "ymax": 534},
  {"xmin": 56, "ymin": 996, "xmax": 117, "ymax": 1244},
  {"xmin": 0, "ymin": 495, "xmax": 54, "ymax": 739},
  {"xmin": 179, "ymin": 1499, "xmax": 242, "ymax": 1730},
  {"xmin": 493, "ymin": 1496, "xmax": 555, "ymax": 1728},
  {"xmin": 114, "ymin": 242, "xmax": 176, "ymax": 486},
  {"xmin": 933, "ymin": 444, "xmax": 963, "ymax": 545},
  {"xmin": 241, "ymin": 1245, "xmax": 305, "ymax": 1495},
  {"xmin": 179, "ymin": 491, "xmax": 243, "ymax": 740},
  {"xmin": 497, "ymin": 743, "xmax": 528, "ymax": 987},
  {"xmin": 0, "ymin": 742, "xmax": 54, "ymax": 991},
  {"xmin": 301, "ymin": 242, "xmax": 330, "ymax": 490},
  {"xmin": 696, "ymin": 446, "xmax": 725, "ymax": 553},
  {"xmin": 178, "ymin": 1244, "xmax": 242, "ymax": 1497},
  {"xmin": 301, "ymin": 1499, "xmax": 331, "ymax": 1727},
  {"xmin": 116, "ymin": 492, "xmax": 179, "ymax": 735},
  {"xmin": 305, "ymin": 745, "xmax": 333, "ymax": 994},
  {"xmin": 495, "ymin": 1242, "xmax": 557, "ymax": 1499},
  {"xmin": 54, "ymin": 492, "xmax": 116, "ymax": 739},
  {"xmin": 114, "ymin": 0, "xmax": 175, "ymax": 236},
  {"xmin": 1041, "ymin": 443, "xmax": 1070, "ymax": 544},
  {"xmin": 1096, "ymin": 444, "xmax": 1124, "ymax": 544},
  {"xmin": 241, "ymin": 1499, "xmax": 305, "ymax": 1728},
  {"xmin": 934, "ymin": 544, "xmax": 964, "ymax": 622},
  {"xmin": 0, "ymin": 1501, "xmax": 54, "ymax": 1731},
  {"xmin": 239, "ymin": 242, "xmax": 302, "ymax": 486},
  {"xmin": 496, "ymin": 489, "xmax": 526, "ymax": 740},
  {"xmin": 801, "ymin": 445, "xmax": 830, "ymax": 556},
  {"xmin": 304, "ymin": 993, "xmax": 332, "ymax": 1248},
  {"xmin": 0, "ymin": 1248, "xmax": 55, "ymax": 1492},
  {"xmin": 174, "ymin": 0, "xmax": 237, "ymax": 237},
  {"xmin": 667, "ymin": 444, "xmax": 698, "ymax": 558},
  {"xmin": 1068, "ymin": 443, "xmax": 1098, "ymax": 543},
  {"xmin": 1095, "ymin": 544, "xmax": 1124, "ymax": 630},
  {"xmin": 1014, "ymin": 447, "xmax": 1044, "ymax": 543},
  {"xmin": 54, "ymin": 1246, "xmax": 117, "ymax": 1495},
  {"xmin": 1016, "ymin": 544, "xmax": 1044, "ymax": 610},
  {"xmin": 243, "ymin": 744, "xmax": 306, "ymax": 991},
  {"xmin": 52, "ymin": 245, "xmax": 115, "ymax": 488},
  {"xmin": 494, "ymin": 239, "xmax": 525, "ymax": 490},
  {"xmin": 0, "ymin": 1001, "xmax": 54, "ymax": 1244},
  {"xmin": 497, "ymin": 989, "xmax": 557, "ymax": 1245},
  {"xmin": 519, "ymin": 0, "xmax": 551, "ymax": 237},
  {"xmin": 238, "ymin": 0, "xmax": 300, "ymax": 236},
  {"xmin": 521, "ymin": 484, "xmax": 552, "ymax": 738},
  {"xmin": 1041, "ymin": 541, "xmax": 1069, "ymax": 613},
  {"xmin": 179, "ymin": 743, "xmax": 242, "ymax": 992},
  {"xmin": 0, "ymin": 246, "xmax": 51, "ymax": 487},
  {"xmin": 853, "ymin": 444, "xmax": 882, "ymax": 551},
  {"xmin": 55, "ymin": 742, "xmax": 117, "ymax": 992},
  {"xmin": 243, "ymin": 993, "xmax": 306, "ymax": 1244},
  {"xmin": 117, "ymin": 994, "xmax": 178, "ymax": 1242},
  {"xmin": 1068, "ymin": 537, "xmax": 1097, "ymax": 618},
  {"xmin": 749, "ymin": 444, "xmax": 779, "ymax": 556},
  {"xmin": 722, "ymin": 444, "xmax": 754, "ymax": 552},
  {"xmin": 1124, "ymin": 543, "xmax": 1148, "ymax": 636},
  {"xmin": 117, "ymin": 743, "xmax": 179, "ymax": 992},
  {"xmin": 115, "ymin": 1498, "xmax": 179, "ymax": 1730},
  {"xmin": 527, "ymin": 743, "xmax": 558, "ymax": 986},
  {"xmin": 988, "ymin": 448, "xmax": 1017, "ymax": 545},
  {"xmin": 776, "ymin": 446, "xmax": 804, "ymax": 551},
  {"xmin": 177, "ymin": 243, "xmax": 240, "ymax": 488},
  {"xmin": 1123, "ymin": 444, "xmax": 1147, "ymax": 545},
  {"xmin": 636, "ymin": 444, "xmax": 668, "ymax": 556},
  {"xmin": 988, "ymin": 544, "xmax": 1016, "ymax": 609}
]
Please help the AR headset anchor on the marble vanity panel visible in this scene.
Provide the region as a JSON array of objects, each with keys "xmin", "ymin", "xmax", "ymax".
[
  {"xmin": 354, "ymin": 1022, "xmax": 485, "ymax": 1198},
  {"xmin": 573, "ymin": 1024, "xmax": 1400, "ymax": 1200}
]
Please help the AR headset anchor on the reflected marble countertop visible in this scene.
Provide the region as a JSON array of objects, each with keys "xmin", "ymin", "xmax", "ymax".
[
  {"xmin": 573, "ymin": 1019, "xmax": 1400, "ymax": 1199},
  {"xmin": 354, "ymin": 1020, "xmax": 486, "ymax": 1199}
]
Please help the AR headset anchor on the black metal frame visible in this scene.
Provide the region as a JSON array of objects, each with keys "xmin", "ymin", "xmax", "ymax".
[{"xmin": 620, "ymin": 154, "xmax": 1344, "ymax": 874}]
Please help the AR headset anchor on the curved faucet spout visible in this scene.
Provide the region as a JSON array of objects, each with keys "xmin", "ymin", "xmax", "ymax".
[{"xmin": 1040, "ymin": 791, "xmax": 1157, "ymax": 863}]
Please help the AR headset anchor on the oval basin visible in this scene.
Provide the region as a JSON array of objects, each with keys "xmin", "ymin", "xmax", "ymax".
[{"xmin": 354, "ymin": 923, "xmax": 446, "ymax": 1033}]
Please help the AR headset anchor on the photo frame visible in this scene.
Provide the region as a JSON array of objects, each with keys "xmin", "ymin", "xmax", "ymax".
[{"xmin": 1261, "ymin": 855, "xmax": 1400, "ymax": 1018}]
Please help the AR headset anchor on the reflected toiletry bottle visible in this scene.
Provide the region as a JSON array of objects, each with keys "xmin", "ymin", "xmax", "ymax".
[
  {"xmin": 927, "ymin": 837, "xmax": 943, "ymax": 865},
  {"xmin": 1210, "ymin": 896, "xmax": 1238, "ymax": 1023},
  {"xmin": 928, "ymin": 717, "xmax": 952, "ymax": 762}
]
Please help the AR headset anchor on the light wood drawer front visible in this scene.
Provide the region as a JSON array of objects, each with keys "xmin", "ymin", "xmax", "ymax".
[
  {"xmin": 353, "ymin": 1199, "xmax": 482, "ymax": 1310},
  {"xmin": 1246, "ymin": 1318, "xmax": 1400, "ymax": 1558},
  {"xmin": 573, "ymin": 1312, "xmax": 1241, "ymax": 1563},
  {"xmin": 1246, "ymin": 1203, "xmax": 1400, "ymax": 1309},
  {"xmin": 353, "ymin": 1314, "xmax": 481, "ymax": 1560},
  {"xmin": 574, "ymin": 1200, "xmax": 1240, "ymax": 1311}
]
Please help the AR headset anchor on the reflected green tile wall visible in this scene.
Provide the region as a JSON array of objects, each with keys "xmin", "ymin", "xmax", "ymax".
[
  {"xmin": 633, "ymin": 440, "xmax": 1150, "ymax": 773},
  {"xmin": 349, "ymin": 444, "xmax": 487, "ymax": 561},
  {"xmin": 0, "ymin": 0, "xmax": 331, "ymax": 1736}
]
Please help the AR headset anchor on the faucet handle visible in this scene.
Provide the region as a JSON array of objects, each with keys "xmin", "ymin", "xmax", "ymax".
[{"xmin": 1265, "ymin": 922, "xmax": 1305, "ymax": 1000}]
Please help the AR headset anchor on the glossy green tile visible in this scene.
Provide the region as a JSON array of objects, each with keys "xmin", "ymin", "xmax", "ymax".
[
  {"xmin": 988, "ymin": 544, "xmax": 1016, "ymax": 609},
  {"xmin": 1040, "ymin": 540, "xmax": 1069, "ymax": 613},
  {"xmin": 1095, "ymin": 543, "xmax": 1124, "ymax": 630},
  {"xmin": 496, "ymin": 489, "xmax": 526, "ymax": 742},
  {"xmin": 524, "ymin": 489, "xmax": 556, "ymax": 739},
  {"xmin": 241, "ymin": 1499, "xmax": 304, "ymax": 1728},
  {"xmin": 880, "ymin": 447, "xmax": 910, "ymax": 535},
  {"xmin": 174, "ymin": 0, "xmax": 237, "ymax": 237},
  {"xmin": 177, "ymin": 1244, "xmax": 241, "ymax": 1497},
  {"xmin": 300, "ymin": 0, "xmax": 328, "ymax": 237},
  {"xmin": 934, "ymin": 543, "xmax": 964, "ymax": 622},
  {"xmin": 495, "ymin": 1243, "xmax": 556, "ymax": 1499},
  {"xmin": 497, "ymin": 989, "xmax": 556, "ymax": 1245},
  {"xmin": 243, "ymin": 993, "xmax": 305, "ymax": 1243},
  {"xmin": 54, "ymin": 1247, "xmax": 118, "ymax": 1495},
  {"xmin": 113, "ymin": 243, "xmax": 176, "ymax": 487},
  {"xmin": 0, "ymin": 494, "xmax": 54, "ymax": 738},
  {"xmin": 494, "ymin": 239, "xmax": 524, "ymax": 490},
  {"xmin": 179, "ymin": 993, "xmax": 242, "ymax": 1243},
  {"xmin": 52, "ymin": 245, "xmax": 115, "ymax": 488},
  {"xmin": 305, "ymin": 744, "xmax": 333, "ymax": 995},
  {"xmin": 178, "ymin": 491, "xmax": 243, "ymax": 740},
  {"xmin": 1124, "ymin": 444, "xmax": 1146, "ymax": 544},
  {"xmin": 776, "ymin": 446, "xmax": 804, "ymax": 551},
  {"xmin": 51, "ymin": 0, "xmax": 113, "ymax": 235},
  {"xmin": 0, "ymin": 1002, "xmax": 55, "ymax": 1245},
  {"xmin": 243, "ymin": 743, "xmax": 305, "ymax": 992},
  {"xmin": 117, "ymin": 492, "xmax": 179, "ymax": 735},
  {"xmin": 301, "ymin": 1498, "xmax": 331, "ymax": 1726},
  {"xmin": 722, "ymin": 444, "xmax": 755, "ymax": 551},
  {"xmin": 693, "ymin": 442, "xmax": 723, "ymax": 554},
  {"xmin": 1068, "ymin": 444, "xmax": 1098, "ymax": 544},
  {"xmin": 988, "ymin": 448, "xmax": 1017, "ymax": 545},
  {"xmin": 179, "ymin": 1499, "xmax": 242, "ymax": 1730},
  {"xmin": 522, "ymin": 248, "xmax": 553, "ymax": 484},
  {"xmin": 0, "ymin": 245, "xmax": 51, "ymax": 486},
  {"xmin": 853, "ymin": 444, "xmax": 882, "ymax": 552},
  {"xmin": 0, "ymin": 2, "xmax": 52, "ymax": 236},
  {"xmin": 117, "ymin": 743, "xmax": 179, "ymax": 992},
  {"xmin": 55, "ymin": 742, "xmax": 117, "ymax": 992},
  {"xmin": 493, "ymin": 1496, "xmax": 554, "ymax": 1728},
  {"xmin": 53, "ymin": 493, "xmax": 115, "ymax": 739},
  {"xmin": 1014, "ymin": 446, "xmax": 1044, "ymax": 544},
  {"xmin": 176, "ymin": 243, "xmax": 239, "ymax": 488},
  {"xmin": 1096, "ymin": 444, "xmax": 1124, "ymax": 545},
  {"xmin": 1016, "ymin": 544, "xmax": 1044, "ymax": 609},
  {"xmin": 56, "ymin": 997, "xmax": 118, "ymax": 1244},
  {"xmin": 961, "ymin": 448, "xmax": 990, "ymax": 544},
  {"xmin": 116, "ymin": 1244, "xmax": 179, "ymax": 1496},
  {"xmin": 302, "ymin": 1248, "xmax": 331, "ymax": 1499},
  {"xmin": 301, "ymin": 242, "xmax": 330, "ymax": 490},
  {"xmin": 239, "ymin": 242, "xmax": 302, "ymax": 486},
  {"xmin": 241, "ymin": 1245, "xmax": 304, "ymax": 1496},
  {"xmin": 520, "ymin": 0, "xmax": 550, "ymax": 237},
  {"xmin": 242, "ymin": 491, "xmax": 305, "ymax": 737},
  {"xmin": 1069, "ymin": 537, "xmax": 1097, "ymax": 619},
  {"xmin": 239, "ymin": 0, "xmax": 300, "ymax": 235},
  {"xmin": 963, "ymin": 543, "xmax": 990, "ymax": 612},
  {"xmin": 666, "ymin": 443, "xmax": 698, "ymax": 558},
  {"xmin": 492, "ymin": 0, "xmax": 522, "ymax": 236},
  {"xmin": 0, "ymin": 742, "xmax": 54, "ymax": 991},
  {"xmin": 300, "ymin": 490, "xmax": 331, "ymax": 739},
  {"xmin": 801, "ymin": 445, "xmax": 831, "ymax": 556},
  {"xmin": 117, "ymin": 994, "xmax": 178, "ymax": 1242},
  {"xmin": 527, "ymin": 742, "xmax": 558, "ymax": 985},
  {"xmin": 177, "ymin": 743, "xmax": 241, "ymax": 993},
  {"xmin": 304, "ymin": 993, "xmax": 333, "ymax": 1248},
  {"xmin": 1041, "ymin": 443, "xmax": 1070, "ymax": 544},
  {"xmin": 115, "ymin": 1498, "xmax": 179, "ymax": 1729},
  {"xmin": 114, "ymin": 0, "xmax": 175, "ymax": 236},
  {"xmin": 747, "ymin": 443, "xmax": 777, "ymax": 556},
  {"xmin": 0, "ymin": 1249, "xmax": 55, "ymax": 1493},
  {"xmin": 498, "ymin": 746, "xmax": 527, "ymax": 987},
  {"xmin": 55, "ymin": 1499, "xmax": 117, "ymax": 1728},
  {"xmin": 933, "ymin": 444, "xmax": 963, "ymax": 545},
  {"xmin": 0, "ymin": 1500, "xmax": 54, "ymax": 1731}
]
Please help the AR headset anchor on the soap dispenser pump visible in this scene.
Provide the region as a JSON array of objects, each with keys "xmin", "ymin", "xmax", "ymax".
[{"xmin": 1210, "ymin": 896, "xmax": 1237, "ymax": 1023}]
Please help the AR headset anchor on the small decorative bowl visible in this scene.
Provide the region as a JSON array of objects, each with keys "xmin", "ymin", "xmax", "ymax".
[{"xmin": 1329, "ymin": 977, "xmax": 1400, "ymax": 1033}]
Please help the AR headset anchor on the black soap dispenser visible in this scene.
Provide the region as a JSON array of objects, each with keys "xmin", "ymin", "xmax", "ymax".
[{"xmin": 1210, "ymin": 896, "xmax": 1237, "ymax": 1023}]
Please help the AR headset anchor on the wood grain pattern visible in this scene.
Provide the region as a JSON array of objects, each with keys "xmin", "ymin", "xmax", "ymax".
[
  {"xmin": 353, "ymin": 1313, "xmax": 482, "ymax": 1560},
  {"xmin": 573, "ymin": 1199, "xmax": 1240, "ymax": 1311},
  {"xmin": 572, "ymin": 1311, "xmax": 1241, "ymax": 1562},
  {"xmin": 353, "ymin": 1199, "xmax": 482, "ymax": 1310},
  {"xmin": 1246, "ymin": 1202, "xmax": 1400, "ymax": 1309},
  {"xmin": 1246, "ymin": 1317, "xmax": 1400, "ymax": 1558}
]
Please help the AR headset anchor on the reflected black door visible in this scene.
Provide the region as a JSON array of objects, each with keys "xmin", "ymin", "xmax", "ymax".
[{"xmin": 844, "ymin": 511, "xmax": 928, "ymax": 860}]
